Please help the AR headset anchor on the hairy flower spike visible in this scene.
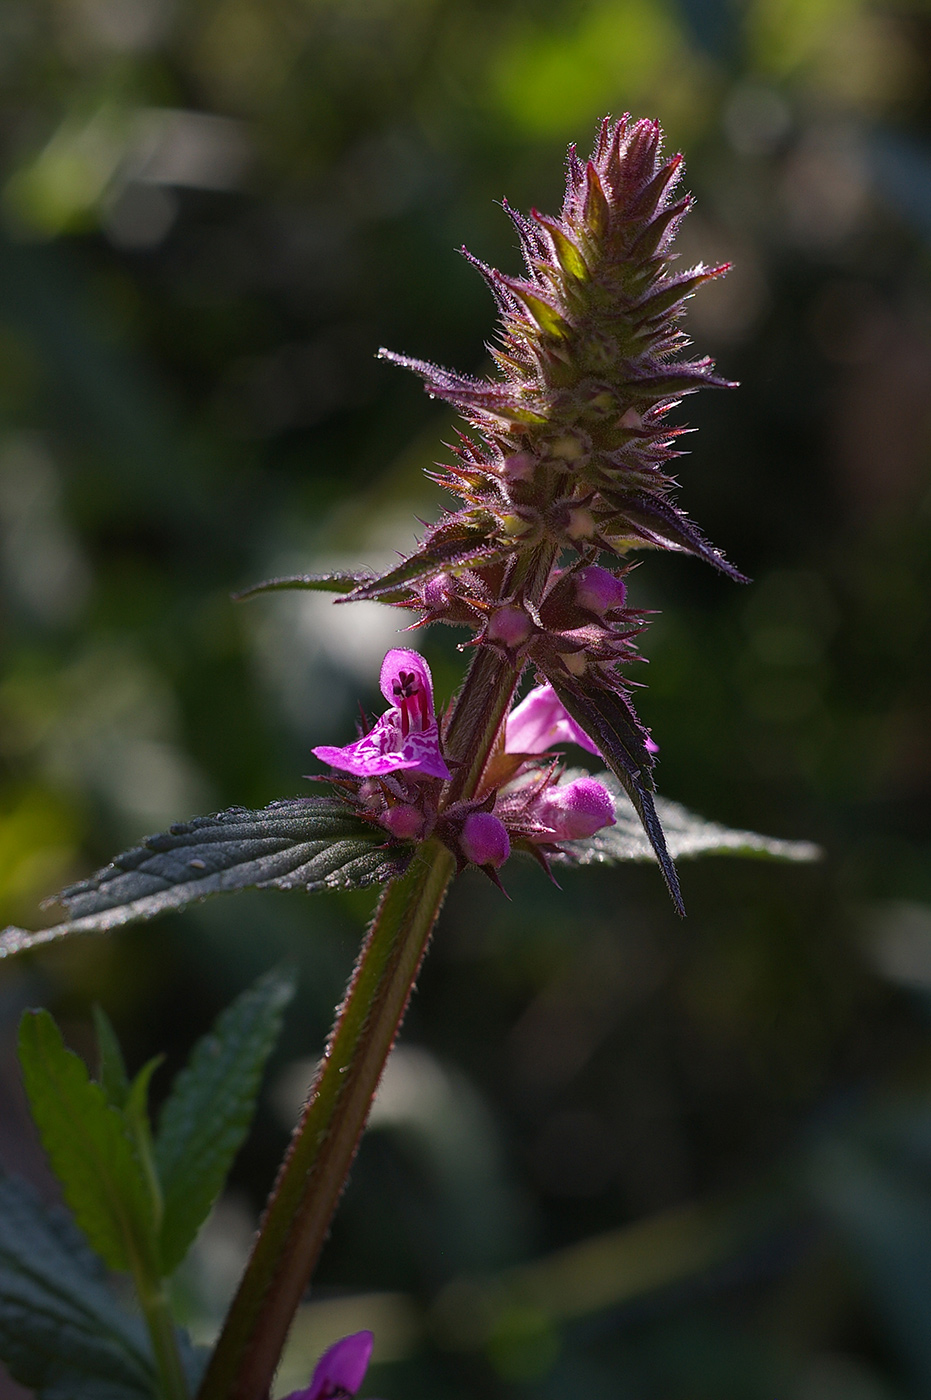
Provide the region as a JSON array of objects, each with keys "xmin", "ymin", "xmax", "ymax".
[
  {"xmin": 318, "ymin": 116, "xmax": 746, "ymax": 908},
  {"xmin": 372, "ymin": 114, "xmax": 744, "ymax": 611}
]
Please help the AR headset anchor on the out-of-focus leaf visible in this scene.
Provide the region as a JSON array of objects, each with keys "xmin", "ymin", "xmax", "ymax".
[
  {"xmin": 155, "ymin": 967, "xmax": 295, "ymax": 1274},
  {"xmin": 546, "ymin": 677, "xmax": 685, "ymax": 914},
  {"xmin": 0, "ymin": 1175, "xmax": 156, "ymax": 1398},
  {"xmin": 17, "ymin": 1011, "xmax": 157, "ymax": 1276},
  {"xmin": 0, "ymin": 798, "xmax": 411, "ymax": 958},
  {"xmin": 808, "ymin": 1137, "xmax": 931, "ymax": 1391},
  {"xmin": 92, "ymin": 1006, "xmax": 130, "ymax": 1112},
  {"xmin": 557, "ymin": 772, "xmax": 820, "ymax": 866},
  {"xmin": 232, "ymin": 569, "xmax": 374, "ymax": 601}
]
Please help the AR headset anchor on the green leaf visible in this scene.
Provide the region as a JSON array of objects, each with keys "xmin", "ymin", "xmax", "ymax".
[
  {"xmin": 0, "ymin": 797, "xmax": 411, "ymax": 959},
  {"xmin": 124, "ymin": 1057, "xmax": 166, "ymax": 1236},
  {"xmin": 0, "ymin": 1174, "xmax": 156, "ymax": 1398},
  {"xmin": 555, "ymin": 772, "xmax": 821, "ymax": 866},
  {"xmin": 93, "ymin": 1006, "xmax": 130, "ymax": 1111},
  {"xmin": 231, "ymin": 569, "xmax": 374, "ymax": 601},
  {"xmin": 18, "ymin": 1011, "xmax": 158, "ymax": 1277},
  {"xmin": 155, "ymin": 967, "xmax": 295, "ymax": 1274}
]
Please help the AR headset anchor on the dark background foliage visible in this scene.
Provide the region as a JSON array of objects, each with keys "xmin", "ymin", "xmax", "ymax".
[{"xmin": 1, "ymin": 0, "xmax": 931, "ymax": 1395}]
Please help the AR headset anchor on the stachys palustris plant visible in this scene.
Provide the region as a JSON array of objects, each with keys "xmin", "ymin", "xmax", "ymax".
[
  {"xmin": 3, "ymin": 118, "xmax": 810, "ymax": 1400},
  {"xmin": 299, "ymin": 112, "xmax": 745, "ymax": 912}
]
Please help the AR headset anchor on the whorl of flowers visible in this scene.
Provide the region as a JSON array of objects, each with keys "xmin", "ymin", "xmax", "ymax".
[{"xmin": 301, "ymin": 116, "xmax": 744, "ymax": 910}]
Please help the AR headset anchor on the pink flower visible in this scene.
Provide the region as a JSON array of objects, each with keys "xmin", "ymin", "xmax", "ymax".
[
  {"xmin": 313, "ymin": 649, "xmax": 451, "ymax": 781},
  {"xmin": 504, "ymin": 683, "xmax": 601, "ymax": 756},
  {"xmin": 532, "ymin": 776, "xmax": 616, "ymax": 840},
  {"xmin": 284, "ymin": 1330, "xmax": 373, "ymax": 1400},
  {"xmin": 573, "ymin": 564, "xmax": 627, "ymax": 614}
]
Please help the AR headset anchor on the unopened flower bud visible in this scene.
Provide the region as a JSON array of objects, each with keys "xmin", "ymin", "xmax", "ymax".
[
  {"xmin": 503, "ymin": 451, "xmax": 536, "ymax": 481},
  {"xmin": 536, "ymin": 778, "xmax": 616, "ymax": 840},
  {"xmin": 380, "ymin": 804, "xmax": 425, "ymax": 840},
  {"xmin": 422, "ymin": 573, "xmax": 455, "ymax": 612},
  {"xmin": 487, "ymin": 605, "xmax": 533, "ymax": 648},
  {"xmin": 461, "ymin": 812, "xmax": 510, "ymax": 868},
  {"xmin": 574, "ymin": 565, "xmax": 627, "ymax": 614}
]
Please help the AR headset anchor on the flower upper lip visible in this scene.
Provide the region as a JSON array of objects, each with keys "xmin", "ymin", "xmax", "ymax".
[{"xmin": 312, "ymin": 648, "xmax": 451, "ymax": 781}]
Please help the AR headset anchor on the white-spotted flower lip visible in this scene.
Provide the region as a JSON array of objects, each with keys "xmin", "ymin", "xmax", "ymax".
[{"xmin": 312, "ymin": 648, "xmax": 451, "ymax": 781}]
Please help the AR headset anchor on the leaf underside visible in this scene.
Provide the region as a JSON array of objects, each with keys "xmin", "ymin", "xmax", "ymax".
[
  {"xmin": 0, "ymin": 1174, "xmax": 154, "ymax": 1398},
  {"xmin": 0, "ymin": 798, "xmax": 410, "ymax": 959},
  {"xmin": 231, "ymin": 569, "xmax": 374, "ymax": 601},
  {"xmin": 155, "ymin": 968, "xmax": 295, "ymax": 1274},
  {"xmin": 556, "ymin": 771, "xmax": 820, "ymax": 867}
]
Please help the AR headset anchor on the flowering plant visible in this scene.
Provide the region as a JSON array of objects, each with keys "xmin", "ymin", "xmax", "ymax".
[{"xmin": 0, "ymin": 117, "xmax": 815, "ymax": 1400}]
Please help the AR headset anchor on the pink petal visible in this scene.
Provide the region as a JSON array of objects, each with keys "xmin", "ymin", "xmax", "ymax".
[
  {"xmin": 504, "ymin": 684, "xmax": 600, "ymax": 756},
  {"xmin": 313, "ymin": 715, "xmax": 450, "ymax": 780},
  {"xmin": 379, "ymin": 648, "xmax": 435, "ymax": 714},
  {"xmin": 535, "ymin": 777, "xmax": 616, "ymax": 840},
  {"xmin": 286, "ymin": 1330, "xmax": 373, "ymax": 1400}
]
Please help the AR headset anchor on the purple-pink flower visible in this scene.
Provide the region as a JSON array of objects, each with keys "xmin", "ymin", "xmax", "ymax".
[
  {"xmin": 505, "ymin": 683, "xmax": 658, "ymax": 758},
  {"xmin": 504, "ymin": 683, "xmax": 601, "ymax": 757},
  {"xmin": 313, "ymin": 648, "xmax": 451, "ymax": 781},
  {"xmin": 531, "ymin": 776, "xmax": 617, "ymax": 841},
  {"xmin": 284, "ymin": 1329, "xmax": 373, "ymax": 1400}
]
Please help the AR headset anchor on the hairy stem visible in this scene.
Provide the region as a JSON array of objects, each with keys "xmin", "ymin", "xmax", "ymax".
[
  {"xmin": 198, "ymin": 638, "xmax": 528, "ymax": 1400},
  {"xmin": 197, "ymin": 841, "xmax": 455, "ymax": 1400}
]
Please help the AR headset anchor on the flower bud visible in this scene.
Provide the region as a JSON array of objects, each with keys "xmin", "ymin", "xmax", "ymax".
[
  {"xmin": 573, "ymin": 565, "xmax": 627, "ymax": 614},
  {"xmin": 502, "ymin": 451, "xmax": 536, "ymax": 481},
  {"xmin": 487, "ymin": 605, "xmax": 534, "ymax": 649},
  {"xmin": 422, "ymin": 572, "xmax": 455, "ymax": 613},
  {"xmin": 461, "ymin": 812, "xmax": 510, "ymax": 868},
  {"xmin": 536, "ymin": 778, "xmax": 616, "ymax": 840},
  {"xmin": 566, "ymin": 506, "xmax": 596, "ymax": 540},
  {"xmin": 380, "ymin": 804, "xmax": 425, "ymax": 840}
]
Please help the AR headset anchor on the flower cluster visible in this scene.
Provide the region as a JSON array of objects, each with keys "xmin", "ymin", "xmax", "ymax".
[
  {"xmin": 314, "ymin": 648, "xmax": 616, "ymax": 877},
  {"xmin": 301, "ymin": 115, "xmax": 743, "ymax": 907}
]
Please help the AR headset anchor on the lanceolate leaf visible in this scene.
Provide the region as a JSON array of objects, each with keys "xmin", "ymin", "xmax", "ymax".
[
  {"xmin": 0, "ymin": 798, "xmax": 410, "ymax": 959},
  {"xmin": 155, "ymin": 968, "xmax": 295, "ymax": 1274},
  {"xmin": 0, "ymin": 1175, "xmax": 155, "ymax": 1398},
  {"xmin": 601, "ymin": 490, "xmax": 749, "ymax": 582},
  {"xmin": 17, "ymin": 1012, "xmax": 157, "ymax": 1277},
  {"xmin": 556, "ymin": 772, "xmax": 820, "ymax": 866},
  {"xmin": 345, "ymin": 511, "xmax": 512, "ymax": 603},
  {"xmin": 547, "ymin": 676, "xmax": 685, "ymax": 915},
  {"xmin": 231, "ymin": 569, "xmax": 374, "ymax": 601}
]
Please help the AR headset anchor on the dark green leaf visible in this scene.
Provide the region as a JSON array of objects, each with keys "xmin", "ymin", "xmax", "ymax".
[
  {"xmin": 231, "ymin": 569, "xmax": 374, "ymax": 601},
  {"xmin": 0, "ymin": 1174, "xmax": 155, "ymax": 1398},
  {"xmin": 18, "ymin": 1011, "xmax": 157, "ymax": 1276},
  {"xmin": 155, "ymin": 967, "xmax": 295, "ymax": 1273},
  {"xmin": 547, "ymin": 675, "xmax": 686, "ymax": 915},
  {"xmin": 0, "ymin": 797, "xmax": 410, "ymax": 959},
  {"xmin": 556, "ymin": 772, "xmax": 820, "ymax": 866},
  {"xmin": 92, "ymin": 1006, "xmax": 130, "ymax": 1111}
]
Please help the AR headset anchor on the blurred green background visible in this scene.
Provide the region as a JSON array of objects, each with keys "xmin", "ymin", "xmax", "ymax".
[{"xmin": 2, "ymin": 0, "xmax": 931, "ymax": 1395}]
